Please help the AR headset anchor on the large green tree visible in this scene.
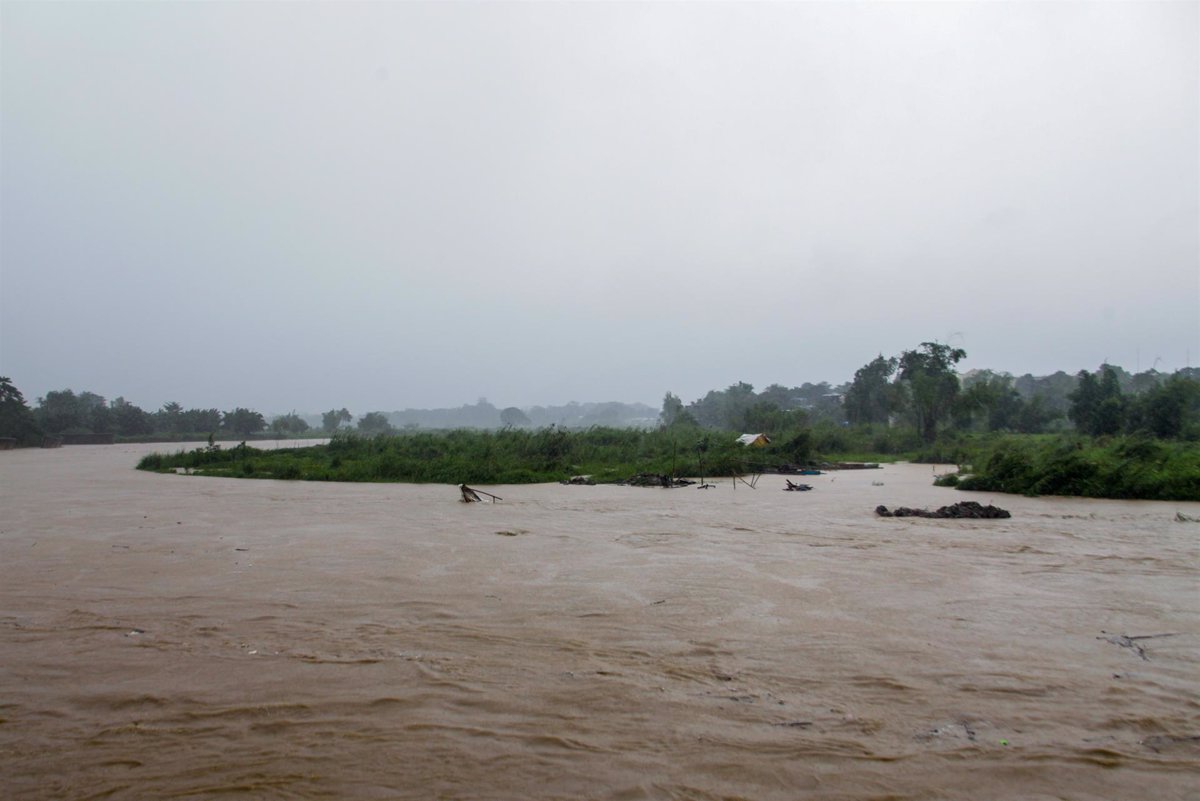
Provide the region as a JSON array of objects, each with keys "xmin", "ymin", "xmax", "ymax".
[
  {"xmin": 1126, "ymin": 376, "xmax": 1200, "ymax": 438},
  {"xmin": 0, "ymin": 377, "xmax": 40, "ymax": 442},
  {"xmin": 180, "ymin": 408, "xmax": 222, "ymax": 433},
  {"xmin": 1069, "ymin": 366, "xmax": 1126, "ymax": 436},
  {"xmin": 897, "ymin": 342, "xmax": 967, "ymax": 443},
  {"xmin": 271, "ymin": 412, "xmax": 311, "ymax": 435},
  {"xmin": 500, "ymin": 406, "xmax": 531, "ymax": 428},
  {"xmin": 688, "ymin": 382, "xmax": 757, "ymax": 429},
  {"xmin": 111, "ymin": 397, "xmax": 153, "ymax": 436},
  {"xmin": 659, "ymin": 392, "xmax": 685, "ymax": 427},
  {"xmin": 222, "ymin": 408, "xmax": 266, "ymax": 436},
  {"xmin": 954, "ymin": 371, "xmax": 1032, "ymax": 432},
  {"xmin": 36, "ymin": 389, "xmax": 112, "ymax": 433},
  {"xmin": 322, "ymin": 408, "xmax": 352, "ymax": 432},
  {"xmin": 357, "ymin": 412, "xmax": 393, "ymax": 434},
  {"xmin": 844, "ymin": 355, "xmax": 899, "ymax": 425},
  {"xmin": 156, "ymin": 401, "xmax": 184, "ymax": 434}
]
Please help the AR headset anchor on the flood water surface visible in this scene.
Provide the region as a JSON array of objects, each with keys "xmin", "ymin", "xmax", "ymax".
[{"xmin": 2, "ymin": 443, "xmax": 1197, "ymax": 799}]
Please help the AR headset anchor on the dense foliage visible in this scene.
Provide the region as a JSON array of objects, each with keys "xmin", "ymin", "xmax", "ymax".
[
  {"xmin": 18, "ymin": 389, "xmax": 258, "ymax": 440},
  {"xmin": 137, "ymin": 428, "xmax": 820, "ymax": 484},
  {"xmin": 954, "ymin": 435, "xmax": 1200, "ymax": 501},
  {"xmin": 0, "ymin": 377, "xmax": 41, "ymax": 444},
  {"xmin": 11, "ymin": 347, "xmax": 1200, "ymax": 501}
]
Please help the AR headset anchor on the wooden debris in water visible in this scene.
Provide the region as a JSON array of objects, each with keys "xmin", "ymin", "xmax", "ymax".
[
  {"xmin": 734, "ymin": 474, "xmax": 760, "ymax": 489},
  {"xmin": 459, "ymin": 484, "xmax": 502, "ymax": 503},
  {"xmin": 1098, "ymin": 631, "xmax": 1178, "ymax": 661},
  {"xmin": 560, "ymin": 475, "xmax": 595, "ymax": 485},
  {"xmin": 618, "ymin": 473, "xmax": 695, "ymax": 488}
]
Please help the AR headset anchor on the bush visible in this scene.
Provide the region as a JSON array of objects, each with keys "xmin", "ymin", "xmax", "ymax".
[{"xmin": 954, "ymin": 434, "xmax": 1200, "ymax": 500}]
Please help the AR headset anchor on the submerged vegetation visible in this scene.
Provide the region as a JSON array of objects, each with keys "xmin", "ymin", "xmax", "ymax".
[{"xmin": 137, "ymin": 427, "xmax": 829, "ymax": 485}]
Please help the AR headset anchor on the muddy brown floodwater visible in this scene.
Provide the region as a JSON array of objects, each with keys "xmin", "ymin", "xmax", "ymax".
[{"xmin": 1, "ymin": 442, "xmax": 1198, "ymax": 800}]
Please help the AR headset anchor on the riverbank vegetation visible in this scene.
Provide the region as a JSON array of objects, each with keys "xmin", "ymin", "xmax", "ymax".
[
  {"xmin": 136, "ymin": 426, "xmax": 827, "ymax": 485},
  {"xmin": 949, "ymin": 435, "xmax": 1200, "ymax": 501},
  {"xmin": 9, "ymin": 342, "xmax": 1200, "ymax": 500}
]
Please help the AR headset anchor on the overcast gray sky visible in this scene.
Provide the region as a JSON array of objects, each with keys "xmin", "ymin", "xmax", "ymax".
[{"xmin": 2, "ymin": 1, "xmax": 1196, "ymax": 414}]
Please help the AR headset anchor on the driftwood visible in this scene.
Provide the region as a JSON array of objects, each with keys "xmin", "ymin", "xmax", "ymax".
[
  {"xmin": 560, "ymin": 475, "xmax": 596, "ymax": 486},
  {"xmin": 1141, "ymin": 735, "xmax": 1200, "ymax": 753},
  {"xmin": 1098, "ymin": 631, "xmax": 1178, "ymax": 661},
  {"xmin": 777, "ymin": 464, "xmax": 822, "ymax": 475},
  {"xmin": 875, "ymin": 501, "xmax": 1010, "ymax": 519},
  {"xmin": 618, "ymin": 473, "xmax": 695, "ymax": 488},
  {"xmin": 459, "ymin": 484, "xmax": 502, "ymax": 503},
  {"xmin": 784, "ymin": 480, "xmax": 813, "ymax": 492}
]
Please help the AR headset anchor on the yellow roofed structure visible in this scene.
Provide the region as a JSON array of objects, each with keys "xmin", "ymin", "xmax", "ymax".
[{"xmin": 736, "ymin": 433, "xmax": 771, "ymax": 447}]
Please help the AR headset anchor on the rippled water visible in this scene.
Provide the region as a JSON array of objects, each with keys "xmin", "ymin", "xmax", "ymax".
[{"xmin": 2, "ymin": 442, "xmax": 1197, "ymax": 800}]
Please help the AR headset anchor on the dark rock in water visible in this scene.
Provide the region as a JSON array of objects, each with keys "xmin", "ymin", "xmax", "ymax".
[{"xmin": 876, "ymin": 501, "xmax": 1011, "ymax": 519}]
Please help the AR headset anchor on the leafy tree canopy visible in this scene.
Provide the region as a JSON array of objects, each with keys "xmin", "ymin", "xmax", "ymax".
[
  {"xmin": 0, "ymin": 377, "xmax": 40, "ymax": 442},
  {"xmin": 500, "ymin": 406, "xmax": 531, "ymax": 428},
  {"xmin": 897, "ymin": 342, "xmax": 967, "ymax": 443},
  {"xmin": 271, "ymin": 412, "xmax": 311, "ymax": 435},
  {"xmin": 357, "ymin": 411, "xmax": 393, "ymax": 434},
  {"xmin": 322, "ymin": 408, "xmax": 352, "ymax": 432},
  {"xmin": 222, "ymin": 408, "xmax": 266, "ymax": 436},
  {"xmin": 844, "ymin": 355, "xmax": 899, "ymax": 426}
]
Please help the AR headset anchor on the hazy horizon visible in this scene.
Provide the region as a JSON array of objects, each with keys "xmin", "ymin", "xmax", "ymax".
[{"xmin": 3, "ymin": 2, "xmax": 1197, "ymax": 414}]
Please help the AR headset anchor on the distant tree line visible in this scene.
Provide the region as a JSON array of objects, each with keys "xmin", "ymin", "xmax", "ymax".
[
  {"xmin": 3, "ymin": 349, "xmax": 1198, "ymax": 449},
  {"xmin": 3, "ymin": 387, "xmax": 274, "ymax": 440},
  {"xmin": 660, "ymin": 344, "xmax": 1200, "ymax": 448},
  {"xmin": 0, "ymin": 381, "xmax": 321, "ymax": 443}
]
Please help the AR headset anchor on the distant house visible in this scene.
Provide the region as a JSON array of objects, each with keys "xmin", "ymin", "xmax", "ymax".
[{"xmin": 736, "ymin": 433, "xmax": 771, "ymax": 447}]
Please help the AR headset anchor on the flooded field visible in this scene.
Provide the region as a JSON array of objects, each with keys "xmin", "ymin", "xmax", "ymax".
[{"xmin": 2, "ymin": 442, "xmax": 1197, "ymax": 800}]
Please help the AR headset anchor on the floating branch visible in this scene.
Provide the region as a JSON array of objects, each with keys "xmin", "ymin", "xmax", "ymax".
[{"xmin": 1098, "ymin": 631, "xmax": 1178, "ymax": 661}]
